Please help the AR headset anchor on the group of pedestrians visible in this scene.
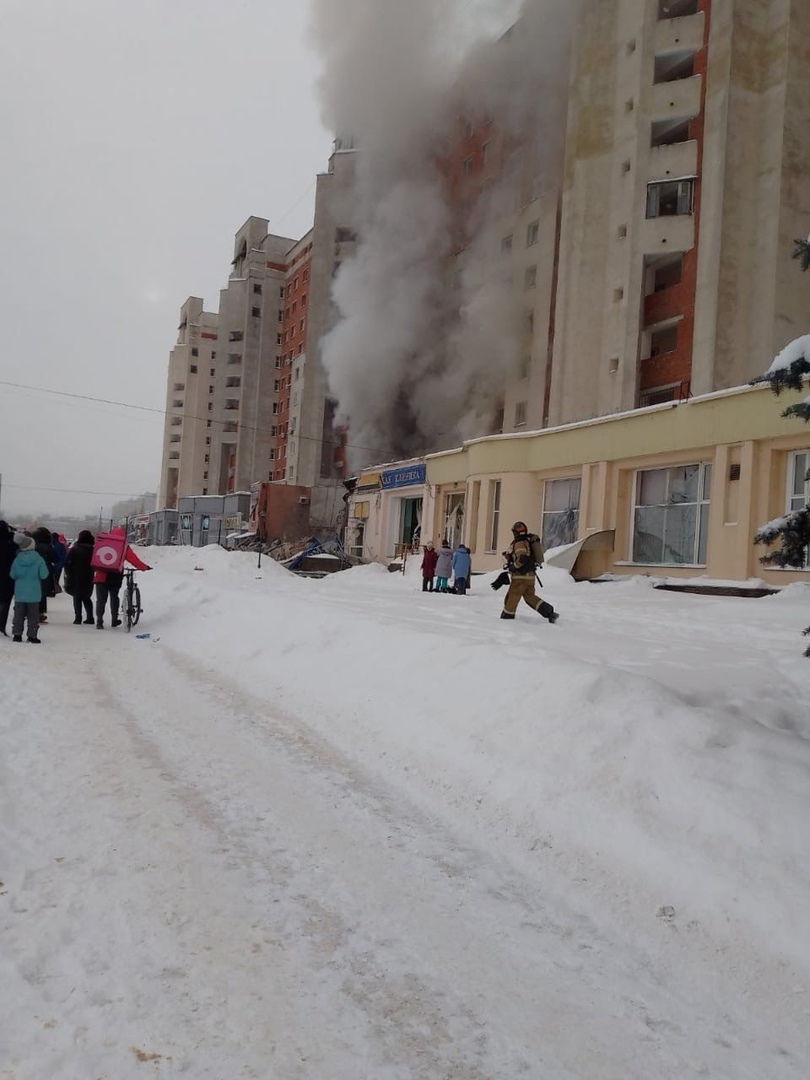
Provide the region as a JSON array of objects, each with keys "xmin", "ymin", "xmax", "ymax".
[
  {"xmin": 0, "ymin": 522, "xmax": 150, "ymax": 643},
  {"xmin": 420, "ymin": 540, "xmax": 473, "ymax": 595},
  {"xmin": 419, "ymin": 521, "xmax": 559, "ymax": 624}
]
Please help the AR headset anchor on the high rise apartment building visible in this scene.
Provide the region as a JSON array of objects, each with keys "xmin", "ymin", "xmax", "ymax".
[
  {"xmin": 159, "ymin": 297, "xmax": 219, "ymax": 510},
  {"xmin": 549, "ymin": 0, "xmax": 810, "ymax": 425},
  {"xmin": 158, "ymin": 155, "xmax": 354, "ymax": 516}
]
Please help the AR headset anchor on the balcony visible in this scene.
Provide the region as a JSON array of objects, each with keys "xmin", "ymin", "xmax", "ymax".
[
  {"xmin": 650, "ymin": 74, "xmax": 701, "ymax": 122},
  {"xmin": 648, "ymin": 139, "xmax": 698, "ymax": 182},
  {"xmin": 172, "ymin": 382, "xmax": 185, "ymax": 392},
  {"xmin": 641, "ymin": 213, "xmax": 695, "ymax": 257},
  {"xmin": 654, "ymin": 10, "xmax": 704, "ymax": 56},
  {"xmin": 172, "ymin": 399, "xmax": 183, "ymax": 409},
  {"xmin": 224, "ymin": 399, "xmax": 240, "ymax": 411}
]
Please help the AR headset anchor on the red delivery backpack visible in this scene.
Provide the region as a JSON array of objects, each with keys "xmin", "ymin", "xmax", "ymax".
[{"xmin": 91, "ymin": 531, "xmax": 127, "ymax": 573}]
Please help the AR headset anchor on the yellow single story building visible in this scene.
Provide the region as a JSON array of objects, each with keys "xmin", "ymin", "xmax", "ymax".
[{"xmin": 347, "ymin": 381, "xmax": 810, "ymax": 585}]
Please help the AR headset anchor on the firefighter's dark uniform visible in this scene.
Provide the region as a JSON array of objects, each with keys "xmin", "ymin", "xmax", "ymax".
[{"xmin": 501, "ymin": 534, "xmax": 558, "ymax": 622}]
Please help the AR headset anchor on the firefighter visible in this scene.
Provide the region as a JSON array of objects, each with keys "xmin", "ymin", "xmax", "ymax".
[{"xmin": 493, "ymin": 521, "xmax": 559, "ymax": 623}]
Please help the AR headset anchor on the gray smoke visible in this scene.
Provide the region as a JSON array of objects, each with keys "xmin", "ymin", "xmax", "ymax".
[{"xmin": 310, "ymin": 0, "xmax": 575, "ymax": 469}]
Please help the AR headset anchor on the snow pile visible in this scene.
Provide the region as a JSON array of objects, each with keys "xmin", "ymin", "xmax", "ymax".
[
  {"xmin": 767, "ymin": 334, "xmax": 810, "ymax": 375},
  {"xmin": 3, "ymin": 548, "xmax": 810, "ymax": 1076}
]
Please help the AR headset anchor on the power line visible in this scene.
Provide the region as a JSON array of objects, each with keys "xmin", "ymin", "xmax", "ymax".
[
  {"xmin": 0, "ymin": 377, "xmax": 393, "ymax": 460},
  {"xmin": 2, "ymin": 484, "xmax": 145, "ymax": 497}
]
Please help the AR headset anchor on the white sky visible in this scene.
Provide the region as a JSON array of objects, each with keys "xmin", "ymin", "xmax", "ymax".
[{"xmin": 0, "ymin": 0, "xmax": 332, "ymax": 518}]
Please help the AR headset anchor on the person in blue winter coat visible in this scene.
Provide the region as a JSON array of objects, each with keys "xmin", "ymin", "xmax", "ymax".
[
  {"xmin": 51, "ymin": 532, "xmax": 68, "ymax": 586},
  {"xmin": 9, "ymin": 534, "xmax": 49, "ymax": 643},
  {"xmin": 452, "ymin": 544, "xmax": 472, "ymax": 595}
]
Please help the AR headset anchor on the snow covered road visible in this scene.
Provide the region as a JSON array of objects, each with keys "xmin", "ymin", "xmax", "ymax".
[{"xmin": 2, "ymin": 552, "xmax": 809, "ymax": 1078}]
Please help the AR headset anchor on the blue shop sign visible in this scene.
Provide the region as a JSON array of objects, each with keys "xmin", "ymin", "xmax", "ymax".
[{"xmin": 381, "ymin": 464, "xmax": 426, "ymax": 490}]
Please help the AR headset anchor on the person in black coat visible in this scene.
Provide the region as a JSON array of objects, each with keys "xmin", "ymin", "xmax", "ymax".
[
  {"xmin": 32, "ymin": 526, "xmax": 56, "ymax": 622},
  {"xmin": 64, "ymin": 530, "xmax": 95, "ymax": 625},
  {"xmin": 0, "ymin": 520, "xmax": 16, "ymax": 636}
]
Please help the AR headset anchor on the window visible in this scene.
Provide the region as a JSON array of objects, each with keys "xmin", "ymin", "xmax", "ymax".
[
  {"xmin": 225, "ymin": 399, "xmax": 239, "ymax": 410},
  {"xmin": 270, "ymin": 425, "xmax": 277, "ymax": 437},
  {"xmin": 482, "ymin": 141, "xmax": 490, "ymax": 165},
  {"xmin": 228, "ymin": 353, "xmax": 242, "ymax": 365},
  {"xmin": 168, "ymin": 451, "xmax": 180, "ymax": 460},
  {"xmin": 207, "ymin": 420, "xmax": 212, "ymax": 428},
  {"xmin": 203, "ymin": 471, "xmax": 208, "ymax": 481},
  {"xmin": 526, "ymin": 221, "xmax": 539, "ymax": 247},
  {"xmin": 292, "ymin": 301, "xmax": 297, "ymax": 315},
  {"xmin": 278, "ymin": 311, "xmax": 283, "ymax": 323},
  {"xmin": 299, "ymin": 319, "xmax": 304, "ymax": 333},
  {"xmin": 225, "ymin": 376, "xmax": 241, "ymax": 388},
  {"xmin": 277, "ymin": 333, "xmax": 283, "ymax": 345},
  {"xmin": 190, "ymin": 364, "xmax": 198, "ymax": 373},
  {"xmin": 651, "ymin": 118, "xmax": 691, "ymax": 148},
  {"xmin": 301, "ymin": 294, "xmax": 307, "ymax": 307},
  {"xmin": 170, "ymin": 434, "xmax": 180, "ymax": 444},
  {"xmin": 464, "ymin": 119, "xmax": 473, "ymax": 140},
  {"xmin": 542, "ymin": 478, "xmax": 582, "ymax": 550},
  {"xmin": 207, "ymin": 402, "xmax": 212, "ymax": 412},
  {"xmin": 269, "ymin": 448, "xmax": 276, "ymax": 460},
  {"xmin": 519, "ymin": 355, "xmax": 531, "ymax": 380},
  {"xmin": 649, "ymin": 323, "xmax": 679, "ymax": 356},
  {"xmin": 223, "ymin": 421, "xmax": 237, "ymax": 433},
  {"xmin": 654, "ymin": 51, "xmax": 696, "ymax": 85},
  {"xmin": 229, "ymin": 330, "xmax": 244, "ymax": 342},
  {"xmin": 335, "ymin": 227, "xmax": 356, "ymax": 244},
  {"xmin": 515, "ymin": 401, "xmax": 528, "ymax": 426},
  {"xmin": 486, "ymin": 480, "xmax": 502, "ymax": 553},
  {"xmin": 172, "ymin": 399, "xmax": 183, "ymax": 408},
  {"xmin": 788, "ymin": 451, "xmax": 810, "ymax": 567},
  {"xmin": 272, "ymin": 402, "xmax": 279, "ymax": 414},
  {"xmin": 295, "ymin": 367, "xmax": 300, "ymax": 381},
  {"xmin": 462, "ymin": 156, "xmax": 474, "ymax": 176},
  {"xmin": 646, "ymin": 179, "xmax": 694, "ymax": 218},
  {"xmin": 202, "ymin": 488, "xmax": 208, "ymax": 496},
  {"xmin": 632, "ymin": 463, "xmax": 711, "ymax": 565},
  {"xmin": 191, "ymin": 347, "xmax": 199, "ymax": 357},
  {"xmin": 649, "ymin": 254, "xmax": 684, "ymax": 293},
  {"xmin": 171, "ymin": 417, "xmax": 182, "ymax": 427},
  {"xmin": 211, "ymin": 351, "xmax": 216, "ymax": 360},
  {"xmin": 210, "ymin": 368, "xmax": 215, "ymax": 377},
  {"xmin": 252, "ymin": 306, "xmax": 261, "ymax": 318},
  {"xmin": 279, "ymin": 287, "xmax": 285, "ymax": 298},
  {"xmin": 524, "ymin": 265, "xmax": 537, "ymax": 289},
  {"xmin": 293, "ymin": 392, "xmax": 298, "ymax": 406},
  {"xmin": 303, "ymin": 269, "xmax": 309, "ymax": 282},
  {"xmin": 501, "ymin": 235, "xmax": 513, "ymax": 254},
  {"xmin": 658, "ymin": 0, "xmax": 698, "ymax": 18},
  {"xmin": 209, "ymin": 386, "xmax": 214, "ymax": 394},
  {"xmin": 206, "ymin": 437, "xmax": 211, "ymax": 445},
  {"xmin": 253, "ymin": 283, "xmax": 262, "ymax": 295}
]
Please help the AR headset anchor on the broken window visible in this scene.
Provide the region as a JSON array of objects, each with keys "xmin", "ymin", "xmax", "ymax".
[{"xmin": 649, "ymin": 323, "xmax": 679, "ymax": 356}]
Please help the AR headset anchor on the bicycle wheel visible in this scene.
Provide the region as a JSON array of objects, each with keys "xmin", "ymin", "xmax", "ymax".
[
  {"xmin": 131, "ymin": 584, "xmax": 142, "ymax": 627},
  {"xmin": 125, "ymin": 580, "xmax": 134, "ymax": 633}
]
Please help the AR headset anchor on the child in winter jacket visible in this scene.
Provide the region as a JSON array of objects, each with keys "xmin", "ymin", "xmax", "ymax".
[
  {"xmin": 9, "ymin": 534, "xmax": 49, "ymax": 643},
  {"xmin": 434, "ymin": 541, "xmax": 453, "ymax": 593}
]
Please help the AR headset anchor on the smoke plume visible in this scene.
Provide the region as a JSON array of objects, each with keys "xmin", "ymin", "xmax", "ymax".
[{"xmin": 310, "ymin": 0, "xmax": 575, "ymax": 469}]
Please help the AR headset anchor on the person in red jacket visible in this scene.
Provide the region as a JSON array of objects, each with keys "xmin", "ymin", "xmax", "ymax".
[
  {"xmin": 420, "ymin": 541, "xmax": 439, "ymax": 593},
  {"xmin": 94, "ymin": 527, "xmax": 151, "ymax": 629}
]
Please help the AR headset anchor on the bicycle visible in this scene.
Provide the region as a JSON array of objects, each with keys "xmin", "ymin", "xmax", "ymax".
[{"xmin": 123, "ymin": 567, "xmax": 142, "ymax": 632}]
